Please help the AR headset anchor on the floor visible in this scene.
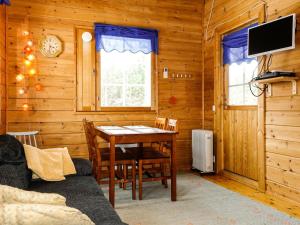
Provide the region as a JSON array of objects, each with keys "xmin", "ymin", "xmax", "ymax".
[
  {"xmin": 102, "ymin": 173, "xmax": 300, "ymax": 225},
  {"xmin": 201, "ymin": 174, "xmax": 300, "ymax": 219}
]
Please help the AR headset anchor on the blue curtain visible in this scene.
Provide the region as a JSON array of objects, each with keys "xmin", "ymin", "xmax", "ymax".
[
  {"xmin": 223, "ymin": 24, "xmax": 257, "ymax": 65},
  {"xmin": 0, "ymin": 0, "xmax": 10, "ymax": 5},
  {"xmin": 95, "ymin": 23, "xmax": 158, "ymax": 54}
]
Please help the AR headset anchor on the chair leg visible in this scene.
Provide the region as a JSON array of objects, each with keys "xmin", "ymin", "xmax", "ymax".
[
  {"xmin": 139, "ymin": 161, "xmax": 143, "ymax": 200},
  {"xmin": 161, "ymin": 163, "xmax": 168, "ymax": 188},
  {"xmin": 164, "ymin": 163, "xmax": 168, "ymax": 188},
  {"xmin": 96, "ymin": 162, "xmax": 102, "ymax": 184},
  {"xmin": 161, "ymin": 163, "xmax": 165, "ymax": 185},
  {"xmin": 132, "ymin": 163, "xmax": 136, "ymax": 200},
  {"xmin": 123, "ymin": 165, "xmax": 127, "ymax": 190},
  {"xmin": 118, "ymin": 165, "xmax": 123, "ymax": 188}
]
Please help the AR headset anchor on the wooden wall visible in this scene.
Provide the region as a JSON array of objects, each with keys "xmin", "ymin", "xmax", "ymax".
[
  {"xmin": 0, "ymin": 5, "xmax": 6, "ymax": 134},
  {"xmin": 6, "ymin": 0, "xmax": 204, "ymax": 170},
  {"xmin": 203, "ymin": 0, "xmax": 300, "ymax": 203}
]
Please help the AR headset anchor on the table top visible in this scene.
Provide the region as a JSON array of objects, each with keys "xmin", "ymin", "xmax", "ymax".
[{"xmin": 96, "ymin": 125, "xmax": 177, "ymax": 136}]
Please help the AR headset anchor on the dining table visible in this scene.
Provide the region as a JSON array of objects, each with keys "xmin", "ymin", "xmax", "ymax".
[{"xmin": 95, "ymin": 125, "xmax": 178, "ymax": 208}]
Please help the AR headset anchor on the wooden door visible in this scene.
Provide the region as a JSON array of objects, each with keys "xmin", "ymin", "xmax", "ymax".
[{"xmin": 223, "ymin": 61, "xmax": 259, "ymax": 183}]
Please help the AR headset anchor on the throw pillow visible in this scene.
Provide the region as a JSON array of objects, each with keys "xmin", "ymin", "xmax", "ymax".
[
  {"xmin": 0, "ymin": 185, "xmax": 66, "ymax": 205},
  {"xmin": 43, "ymin": 147, "xmax": 76, "ymax": 176},
  {"xmin": 23, "ymin": 145, "xmax": 65, "ymax": 181}
]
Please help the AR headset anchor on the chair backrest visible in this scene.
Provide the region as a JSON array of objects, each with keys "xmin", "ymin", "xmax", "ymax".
[
  {"xmin": 85, "ymin": 120, "xmax": 101, "ymax": 164},
  {"xmin": 83, "ymin": 118, "xmax": 93, "ymax": 161},
  {"xmin": 155, "ymin": 117, "xmax": 167, "ymax": 129},
  {"xmin": 165, "ymin": 119, "xmax": 178, "ymax": 132},
  {"xmin": 6, "ymin": 131, "xmax": 39, "ymax": 147}
]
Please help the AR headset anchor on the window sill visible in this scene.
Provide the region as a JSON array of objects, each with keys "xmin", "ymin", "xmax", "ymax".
[{"xmin": 224, "ymin": 105, "xmax": 257, "ymax": 110}]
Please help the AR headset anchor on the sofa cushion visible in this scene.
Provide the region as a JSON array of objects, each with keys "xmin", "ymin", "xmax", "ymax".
[
  {"xmin": 72, "ymin": 158, "xmax": 92, "ymax": 176},
  {"xmin": 0, "ymin": 163, "xmax": 32, "ymax": 189},
  {"xmin": 0, "ymin": 135, "xmax": 32, "ymax": 189},
  {"xmin": 0, "ymin": 135, "xmax": 26, "ymax": 164},
  {"xmin": 29, "ymin": 176, "xmax": 125, "ymax": 225}
]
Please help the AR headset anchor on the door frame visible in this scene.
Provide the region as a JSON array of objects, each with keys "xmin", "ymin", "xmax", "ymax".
[{"xmin": 213, "ymin": 6, "xmax": 266, "ymax": 192}]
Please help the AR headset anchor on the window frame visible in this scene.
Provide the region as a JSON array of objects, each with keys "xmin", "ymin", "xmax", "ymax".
[
  {"xmin": 224, "ymin": 61, "xmax": 258, "ymax": 110},
  {"xmin": 76, "ymin": 27, "xmax": 157, "ymax": 113}
]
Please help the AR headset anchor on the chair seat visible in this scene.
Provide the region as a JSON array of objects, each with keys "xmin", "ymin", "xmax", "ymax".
[
  {"xmin": 100, "ymin": 147, "xmax": 136, "ymax": 162},
  {"xmin": 125, "ymin": 147, "xmax": 169, "ymax": 160}
]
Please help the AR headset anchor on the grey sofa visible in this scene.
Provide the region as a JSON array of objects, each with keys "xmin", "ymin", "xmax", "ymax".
[{"xmin": 0, "ymin": 135, "xmax": 126, "ymax": 225}]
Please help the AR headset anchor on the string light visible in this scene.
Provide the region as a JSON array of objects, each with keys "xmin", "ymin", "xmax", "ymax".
[
  {"xmin": 29, "ymin": 68, "xmax": 36, "ymax": 76},
  {"xmin": 18, "ymin": 88, "xmax": 25, "ymax": 95},
  {"xmin": 24, "ymin": 46, "xmax": 32, "ymax": 54},
  {"xmin": 16, "ymin": 74, "xmax": 25, "ymax": 82},
  {"xmin": 26, "ymin": 54, "xmax": 35, "ymax": 61},
  {"xmin": 35, "ymin": 83, "xmax": 42, "ymax": 91},
  {"xmin": 23, "ymin": 31, "xmax": 29, "ymax": 36},
  {"xmin": 22, "ymin": 103, "xmax": 29, "ymax": 110},
  {"xmin": 24, "ymin": 59, "xmax": 32, "ymax": 67},
  {"xmin": 27, "ymin": 40, "xmax": 33, "ymax": 47}
]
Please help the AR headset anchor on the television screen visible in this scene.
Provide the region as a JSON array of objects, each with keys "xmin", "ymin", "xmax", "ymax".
[{"xmin": 248, "ymin": 14, "xmax": 296, "ymax": 57}]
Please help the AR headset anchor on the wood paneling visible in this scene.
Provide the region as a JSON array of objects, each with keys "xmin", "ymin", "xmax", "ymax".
[
  {"xmin": 6, "ymin": 0, "xmax": 204, "ymax": 170},
  {"xmin": 0, "ymin": 5, "xmax": 6, "ymax": 134},
  {"xmin": 204, "ymin": 0, "xmax": 300, "ymax": 203},
  {"xmin": 224, "ymin": 110, "xmax": 258, "ymax": 181}
]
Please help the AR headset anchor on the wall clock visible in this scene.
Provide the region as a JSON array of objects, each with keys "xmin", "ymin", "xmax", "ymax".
[{"xmin": 39, "ymin": 35, "xmax": 63, "ymax": 58}]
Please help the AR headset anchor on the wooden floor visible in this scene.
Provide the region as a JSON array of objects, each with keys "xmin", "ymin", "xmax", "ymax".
[{"xmin": 199, "ymin": 174, "xmax": 300, "ymax": 219}]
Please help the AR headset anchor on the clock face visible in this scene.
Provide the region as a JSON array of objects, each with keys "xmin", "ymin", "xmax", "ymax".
[{"xmin": 39, "ymin": 35, "xmax": 63, "ymax": 58}]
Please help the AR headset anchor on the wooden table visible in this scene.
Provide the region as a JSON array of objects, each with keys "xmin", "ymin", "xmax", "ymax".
[{"xmin": 95, "ymin": 125, "xmax": 178, "ymax": 207}]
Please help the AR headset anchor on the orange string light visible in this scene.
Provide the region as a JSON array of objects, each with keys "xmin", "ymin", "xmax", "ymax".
[{"xmin": 35, "ymin": 83, "xmax": 43, "ymax": 91}]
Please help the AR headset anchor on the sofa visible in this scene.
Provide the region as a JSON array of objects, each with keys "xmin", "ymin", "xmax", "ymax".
[{"xmin": 0, "ymin": 135, "xmax": 126, "ymax": 225}]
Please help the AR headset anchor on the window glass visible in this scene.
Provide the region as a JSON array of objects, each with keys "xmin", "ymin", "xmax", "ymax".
[
  {"xmin": 227, "ymin": 60, "xmax": 258, "ymax": 106},
  {"xmin": 100, "ymin": 50, "xmax": 151, "ymax": 107}
]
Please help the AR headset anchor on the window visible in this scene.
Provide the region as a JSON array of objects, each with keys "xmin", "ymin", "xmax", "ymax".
[
  {"xmin": 76, "ymin": 25, "xmax": 157, "ymax": 112},
  {"xmin": 100, "ymin": 51, "xmax": 151, "ymax": 107},
  {"xmin": 226, "ymin": 60, "xmax": 258, "ymax": 106}
]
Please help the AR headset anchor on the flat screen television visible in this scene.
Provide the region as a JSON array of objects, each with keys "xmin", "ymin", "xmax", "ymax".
[{"xmin": 248, "ymin": 14, "xmax": 296, "ymax": 57}]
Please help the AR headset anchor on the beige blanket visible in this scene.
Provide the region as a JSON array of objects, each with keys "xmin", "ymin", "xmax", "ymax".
[
  {"xmin": 23, "ymin": 145, "xmax": 76, "ymax": 181},
  {"xmin": 0, "ymin": 185, "xmax": 94, "ymax": 225},
  {"xmin": 0, "ymin": 185, "xmax": 66, "ymax": 205}
]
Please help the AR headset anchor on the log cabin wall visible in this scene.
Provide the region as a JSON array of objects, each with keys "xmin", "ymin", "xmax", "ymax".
[
  {"xmin": 203, "ymin": 0, "xmax": 300, "ymax": 203},
  {"xmin": 6, "ymin": 0, "xmax": 204, "ymax": 170},
  {"xmin": 0, "ymin": 5, "xmax": 6, "ymax": 134}
]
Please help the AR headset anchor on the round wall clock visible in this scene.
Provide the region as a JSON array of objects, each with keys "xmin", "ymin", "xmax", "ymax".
[{"xmin": 39, "ymin": 35, "xmax": 63, "ymax": 58}]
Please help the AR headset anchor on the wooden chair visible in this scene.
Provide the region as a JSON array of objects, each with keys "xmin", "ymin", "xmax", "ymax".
[
  {"xmin": 125, "ymin": 117, "xmax": 171, "ymax": 200},
  {"xmin": 162, "ymin": 118, "xmax": 178, "ymax": 153},
  {"xmin": 86, "ymin": 120, "xmax": 136, "ymax": 200},
  {"xmin": 7, "ymin": 131, "xmax": 39, "ymax": 147},
  {"xmin": 154, "ymin": 117, "xmax": 167, "ymax": 130},
  {"xmin": 165, "ymin": 118, "xmax": 178, "ymax": 132}
]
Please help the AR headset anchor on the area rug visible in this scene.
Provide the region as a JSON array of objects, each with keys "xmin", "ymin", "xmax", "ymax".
[{"xmin": 102, "ymin": 173, "xmax": 300, "ymax": 225}]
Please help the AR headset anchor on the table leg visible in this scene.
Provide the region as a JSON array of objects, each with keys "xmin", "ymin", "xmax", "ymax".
[
  {"xmin": 109, "ymin": 136, "xmax": 116, "ymax": 207},
  {"xmin": 171, "ymin": 135, "xmax": 177, "ymax": 201}
]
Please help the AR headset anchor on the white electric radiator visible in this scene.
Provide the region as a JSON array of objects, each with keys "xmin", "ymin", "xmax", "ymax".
[{"xmin": 192, "ymin": 129, "xmax": 214, "ymax": 173}]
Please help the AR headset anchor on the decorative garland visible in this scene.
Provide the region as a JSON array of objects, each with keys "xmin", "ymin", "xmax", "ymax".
[{"xmin": 16, "ymin": 29, "xmax": 42, "ymax": 110}]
